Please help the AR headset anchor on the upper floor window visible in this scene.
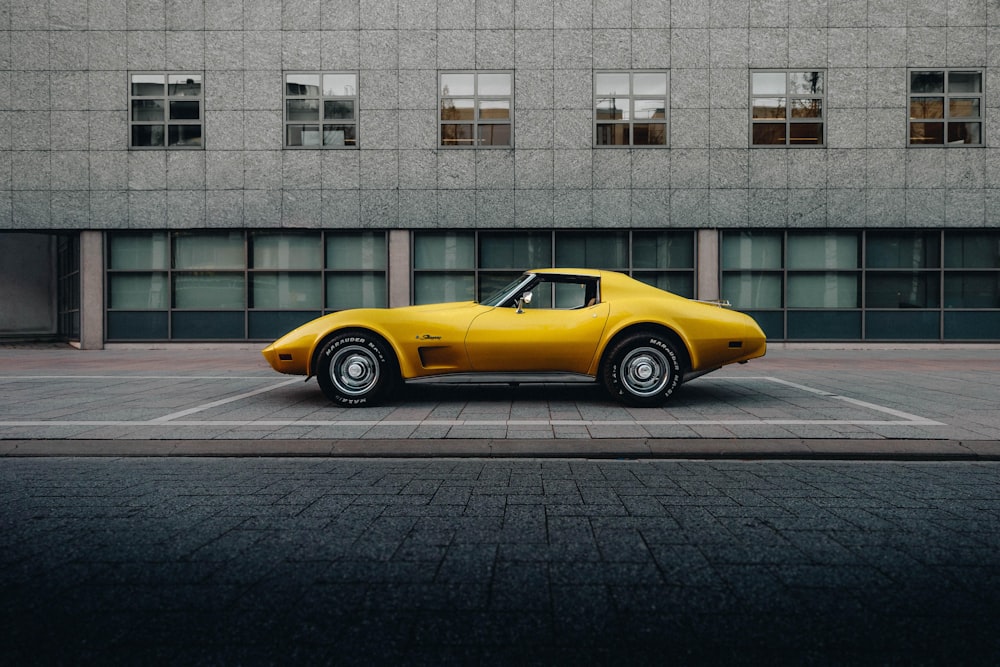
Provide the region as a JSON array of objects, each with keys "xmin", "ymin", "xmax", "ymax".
[
  {"xmin": 750, "ymin": 70, "xmax": 825, "ymax": 147},
  {"xmin": 594, "ymin": 71, "xmax": 668, "ymax": 147},
  {"xmin": 284, "ymin": 72, "xmax": 359, "ymax": 148},
  {"xmin": 909, "ymin": 69, "xmax": 983, "ymax": 146},
  {"xmin": 129, "ymin": 72, "xmax": 203, "ymax": 149},
  {"xmin": 439, "ymin": 71, "xmax": 512, "ymax": 148}
]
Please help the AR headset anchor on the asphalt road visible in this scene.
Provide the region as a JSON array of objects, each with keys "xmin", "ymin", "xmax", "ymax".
[{"xmin": 4, "ymin": 457, "xmax": 1000, "ymax": 665}]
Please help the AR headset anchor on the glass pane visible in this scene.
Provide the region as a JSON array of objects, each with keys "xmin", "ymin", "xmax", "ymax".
[
  {"xmin": 441, "ymin": 73, "xmax": 474, "ymax": 96},
  {"xmin": 633, "ymin": 233, "xmax": 694, "ymax": 269},
  {"xmin": 751, "ymin": 72, "xmax": 785, "ymax": 95},
  {"xmin": 252, "ymin": 273, "xmax": 322, "ymax": 309},
  {"xmin": 944, "ymin": 273, "xmax": 1000, "ymax": 308},
  {"xmin": 286, "ymin": 74, "xmax": 321, "ymax": 96},
  {"xmin": 949, "ymin": 98, "xmax": 979, "ymax": 118},
  {"xmin": 324, "ymin": 99, "xmax": 354, "ymax": 120},
  {"xmin": 107, "ymin": 311, "xmax": 168, "ymax": 340},
  {"xmin": 865, "ymin": 311, "xmax": 939, "ymax": 340},
  {"xmin": 596, "ymin": 98, "xmax": 630, "ymax": 120},
  {"xmin": 478, "ymin": 124, "xmax": 510, "ymax": 146},
  {"xmin": 132, "ymin": 99, "xmax": 164, "ymax": 121},
  {"xmin": 478, "ymin": 72, "xmax": 511, "ymax": 96},
  {"xmin": 131, "ymin": 125, "xmax": 164, "ymax": 147},
  {"xmin": 910, "ymin": 71, "xmax": 944, "ymax": 93},
  {"xmin": 634, "ymin": 273, "xmax": 695, "ymax": 299},
  {"xmin": 323, "ymin": 73, "xmax": 357, "ymax": 96},
  {"xmin": 909, "ymin": 121, "xmax": 944, "ymax": 144},
  {"xmin": 251, "ymin": 233, "xmax": 322, "ymax": 269},
  {"xmin": 414, "ymin": 272, "xmax": 475, "ymax": 304},
  {"xmin": 633, "ymin": 72, "xmax": 667, "ymax": 96},
  {"xmin": 788, "ymin": 273, "xmax": 859, "ymax": 308},
  {"xmin": 947, "ymin": 122, "xmax": 980, "ymax": 144},
  {"xmin": 788, "ymin": 72, "xmax": 823, "ymax": 95},
  {"xmin": 249, "ymin": 311, "xmax": 321, "ymax": 340},
  {"xmin": 752, "ymin": 98, "xmax": 786, "ymax": 119},
  {"xmin": 478, "ymin": 272, "xmax": 523, "ymax": 303},
  {"xmin": 169, "ymin": 100, "xmax": 200, "ymax": 120},
  {"xmin": 866, "ymin": 272, "xmax": 939, "ymax": 308},
  {"xmin": 441, "ymin": 123, "xmax": 474, "ymax": 146},
  {"xmin": 167, "ymin": 124, "xmax": 202, "ymax": 146},
  {"xmin": 109, "ymin": 273, "xmax": 169, "ymax": 309},
  {"xmin": 174, "ymin": 273, "xmax": 245, "ymax": 309},
  {"xmin": 480, "ymin": 232, "xmax": 552, "ymax": 269},
  {"xmin": 791, "ymin": 99, "xmax": 822, "ymax": 118},
  {"xmin": 595, "ymin": 72, "xmax": 630, "ymax": 96},
  {"xmin": 167, "ymin": 74, "xmax": 201, "ymax": 96},
  {"xmin": 555, "ymin": 232, "xmax": 628, "ymax": 269},
  {"xmin": 787, "ymin": 233, "xmax": 859, "ymax": 270},
  {"xmin": 634, "ymin": 99, "xmax": 666, "ymax": 120},
  {"xmin": 948, "ymin": 71, "xmax": 982, "ymax": 93},
  {"xmin": 478, "ymin": 100, "xmax": 509, "ymax": 120},
  {"xmin": 866, "ymin": 233, "xmax": 940, "ymax": 269},
  {"xmin": 752, "ymin": 123, "xmax": 785, "ymax": 144},
  {"xmin": 109, "ymin": 233, "xmax": 169, "ymax": 270},
  {"xmin": 413, "ymin": 232, "xmax": 475, "ymax": 270},
  {"xmin": 174, "ymin": 232, "xmax": 244, "ymax": 269},
  {"xmin": 910, "ymin": 98, "xmax": 943, "ymax": 119},
  {"xmin": 789, "ymin": 122, "xmax": 822, "ymax": 144},
  {"xmin": 287, "ymin": 124, "xmax": 321, "ymax": 146},
  {"xmin": 326, "ymin": 272, "xmax": 387, "ymax": 309},
  {"xmin": 326, "ymin": 232, "xmax": 386, "ymax": 269},
  {"xmin": 441, "ymin": 99, "xmax": 474, "ymax": 121},
  {"xmin": 172, "ymin": 311, "xmax": 244, "ymax": 339},
  {"xmin": 722, "ymin": 273, "xmax": 783, "ymax": 309},
  {"xmin": 131, "ymin": 74, "xmax": 164, "ymax": 96},
  {"xmin": 633, "ymin": 123, "xmax": 666, "ymax": 145},
  {"xmin": 787, "ymin": 311, "xmax": 861, "ymax": 340},
  {"xmin": 287, "ymin": 99, "xmax": 320, "ymax": 121},
  {"xmin": 596, "ymin": 123, "xmax": 630, "ymax": 145},
  {"xmin": 944, "ymin": 232, "xmax": 1000, "ymax": 268},
  {"xmin": 323, "ymin": 125, "xmax": 356, "ymax": 146},
  {"xmin": 722, "ymin": 232, "xmax": 782, "ymax": 270},
  {"xmin": 945, "ymin": 312, "xmax": 1000, "ymax": 340}
]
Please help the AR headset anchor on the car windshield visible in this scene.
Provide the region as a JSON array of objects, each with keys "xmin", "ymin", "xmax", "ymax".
[{"xmin": 479, "ymin": 274, "xmax": 533, "ymax": 307}]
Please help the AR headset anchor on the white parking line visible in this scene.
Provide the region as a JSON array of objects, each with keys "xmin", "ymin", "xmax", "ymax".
[{"xmin": 0, "ymin": 376, "xmax": 945, "ymax": 428}]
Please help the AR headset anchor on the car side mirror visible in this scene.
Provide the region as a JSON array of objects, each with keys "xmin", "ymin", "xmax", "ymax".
[{"xmin": 516, "ymin": 291, "xmax": 532, "ymax": 313}]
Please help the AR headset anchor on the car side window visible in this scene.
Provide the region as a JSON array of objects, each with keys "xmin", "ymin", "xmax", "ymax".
[{"xmin": 519, "ymin": 278, "xmax": 598, "ymax": 310}]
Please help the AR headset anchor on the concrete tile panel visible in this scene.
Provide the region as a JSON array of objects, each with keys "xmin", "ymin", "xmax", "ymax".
[
  {"xmin": 127, "ymin": 0, "xmax": 166, "ymax": 30},
  {"xmin": 830, "ymin": 29, "xmax": 867, "ymax": 68},
  {"xmin": 204, "ymin": 109, "xmax": 244, "ymax": 150},
  {"xmin": 670, "ymin": 148, "xmax": 710, "ymax": 188},
  {"xmin": 867, "ymin": 28, "xmax": 906, "ymax": 67},
  {"xmin": 50, "ymin": 31, "xmax": 90, "ymax": 71},
  {"xmin": 630, "ymin": 188, "xmax": 671, "ymax": 227},
  {"xmin": 166, "ymin": 151, "xmax": 206, "ymax": 190},
  {"xmin": 165, "ymin": 0, "xmax": 204, "ymax": 30},
  {"xmin": 320, "ymin": 149, "xmax": 360, "ymax": 189},
  {"xmin": 321, "ymin": 188, "xmax": 361, "ymax": 226},
  {"xmin": 593, "ymin": 29, "xmax": 630, "ymax": 68},
  {"xmin": 670, "ymin": 109, "xmax": 710, "ymax": 149},
  {"xmin": 710, "ymin": 188, "xmax": 749, "ymax": 227},
  {"xmin": 361, "ymin": 150, "xmax": 400, "ymax": 190},
  {"xmin": 400, "ymin": 32, "xmax": 438, "ymax": 70},
  {"xmin": 166, "ymin": 190, "xmax": 207, "ymax": 228},
  {"xmin": 670, "ymin": 29, "xmax": 709, "ymax": 69},
  {"xmin": 671, "ymin": 0, "xmax": 709, "ymax": 28},
  {"xmin": 12, "ymin": 31, "xmax": 49, "ymax": 70},
  {"xmin": 710, "ymin": 108, "xmax": 748, "ymax": 148},
  {"xmin": 787, "ymin": 188, "xmax": 827, "ymax": 227},
  {"xmin": 710, "ymin": 148, "xmax": 748, "ymax": 188},
  {"xmin": 283, "ymin": 150, "xmax": 322, "ymax": 189},
  {"xmin": 282, "ymin": 30, "xmax": 321, "ymax": 70},
  {"xmin": 516, "ymin": 109, "xmax": 554, "ymax": 149},
  {"xmin": 11, "ymin": 191, "xmax": 51, "ymax": 227},
  {"xmin": 398, "ymin": 109, "xmax": 435, "ymax": 149},
  {"xmin": 89, "ymin": 109, "xmax": 128, "ymax": 150},
  {"xmin": 866, "ymin": 188, "xmax": 905, "ymax": 224},
  {"xmin": 905, "ymin": 188, "xmax": 945, "ymax": 226},
  {"xmin": 631, "ymin": 29, "xmax": 670, "ymax": 69},
  {"xmin": 399, "ymin": 149, "xmax": 437, "ymax": 189},
  {"xmin": 11, "ymin": 111, "xmax": 51, "ymax": 150},
  {"xmin": 593, "ymin": 188, "xmax": 631, "ymax": 225},
  {"xmin": 748, "ymin": 149, "xmax": 787, "ymax": 188},
  {"xmin": 437, "ymin": 29, "xmax": 475, "ymax": 68},
  {"xmin": 515, "ymin": 190, "xmax": 555, "ymax": 227},
  {"xmin": 205, "ymin": 0, "xmax": 244, "ymax": 30},
  {"xmin": 243, "ymin": 70, "xmax": 280, "ymax": 110},
  {"xmin": 362, "ymin": 30, "xmax": 399, "ymax": 70},
  {"xmin": 828, "ymin": 68, "xmax": 867, "ymax": 108},
  {"xmin": 945, "ymin": 148, "xmax": 986, "ymax": 189},
  {"xmin": 710, "ymin": 29, "xmax": 749, "ymax": 68},
  {"xmin": 907, "ymin": 0, "xmax": 948, "ymax": 27},
  {"xmin": 945, "ymin": 188, "xmax": 986, "ymax": 226},
  {"xmin": 788, "ymin": 0, "xmax": 828, "ymax": 28},
  {"xmin": 831, "ymin": 0, "xmax": 868, "ymax": 27},
  {"xmin": 476, "ymin": 150, "xmax": 515, "ymax": 189},
  {"xmin": 866, "ymin": 67, "xmax": 905, "ymax": 107},
  {"xmin": 827, "ymin": 148, "xmax": 866, "ymax": 189},
  {"xmin": 128, "ymin": 150, "xmax": 166, "ymax": 190},
  {"xmin": 282, "ymin": 188, "xmax": 323, "ymax": 227},
  {"xmin": 867, "ymin": 0, "xmax": 907, "ymax": 28},
  {"xmin": 90, "ymin": 151, "xmax": 128, "ymax": 190},
  {"xmin": 128, "ymin": 189, "xmax": 166, "ymax": 226},
  {"xmin": 515, "ymin": 68, "xmax": 554, "ymax": 109},
  {"xmin": 321, "ymin": 0, "xmax": 362, "ymax": 30},
  {"xmin": 592, "ymin": 150, "xmax": 630, "ymax": 189},
  {"xmin": 243, "ymin": 32, "xmax": 281, "ymax": 70},
  {"xmin": 282, "ymin": 0, "xmax": 321, "ymax": 31},
  {"xmin": 554, "ymin": 30, "xmax": 593, "ymax": 69},
  {"xmin": 398, "ymin": 189, "xmax": 438, "ymax": 227},
  {"xmin": 360, "ymin": 189, "xmax": 399, "ymax": 227},
  {"xmin": 631, "ymin": 149, "xmax": 670, "ymax": 189},
  {"xmin": 438, "ymin": 189, "xmax": 476, "ymax": 225},
  {"xmin": 204, "ymin": 31, "xmax": 243, "ymax": 71},
  {"xmin": 438, "ymin": 150, "xmax": 476, "ymax": 188},
  {"xmin": 788, "ymin": 28, "xmax": 827, "ymax": 68},
  {"xmin": 553, "ymin": 69, "xmax": 590, "ymax": 110},
  {"xmin": 750, "ymin": 28, "xmax": 789, "ymax": 68},
  {"xmin": 205, "ymin": 72, "xmax": 244, "ymax": 111},
  {"xmin": 243, "ymin": 110, "xmax": 281, "ymax": 149},
  {"xmin": 554, "ymin": 109, "xmax": 591, "ymax": 149},
  {"xmin": 947, "ymin": 26, "xmax": 986, "ymax": 66},
  {"xmin": 749, "ymin": 188, "xmax": 788, "ymax": 226},
  {"xmin": 906, "ymin": 27, "xmax": 945, "ymax": 66},
  {"xmin": 594, "ymin": 0, "xmax": 631, "ymax": 29},
  {"xmin": 711, "ymin": 0, "xmax": 750, "ymax": 29},
  {"xmin": 10, "ymin": 71, "xmax": 50, "ymax": 111},
  {"xmin": 88, "ymin": 31, "xmax": 127, "ymax": 70},
  {"xmin": 51, "ymin": 152, "xmax": 90, "ymax": 191},
  {"xmin": 399, "ymin": 0, "xmax": 436, "ymax": 30},
  {"xmin": 243, "ymin": 189, "xmax": 282, "ymax": 227},
  {"xmin": 827, "ymin": 188, "xmax": 867, "ymax": 225},
  {"xmin": 243, "ymin": 150, "xmax": 281, "ymax": 189},
  {"xmin": 670, "ymin": 68, "xmax": 709, "ymax": 109},
  {"xmin": 553, "ymin": 149, "xmax": 592, "ymax": 188},
  {"xmin": 127, "ymin": 30, "xmax": 166, "ymax": 69},
  {"xmin": 787, "ymin": 150, "xmax": 828, "ymax": 188},
  {"xmin": 905, "ymin": 148, "xmax": 946, "ymax": 187},
  {"xmin": 865, "ymin": 108, "xmax": 904, "ymax": 148},
  {"xmin": 439, "ymin": 0, "xmax": 476, "ymax": 29},
  {"xmin": 204, "ymin": 190, "xmax": 244, "ymax": 225},
  {"xmin": 90, "ymin": 190, "xmax": 128, "ymax": 226},
  {"xmin": 476, "ymin": 189, "xmax": 515, "ymax": 227},
  {"xmin": 553, "ymin": 188, "xmax": 592, "ymax": 226},
  {"xmin": 477, "ymin": 29, "xmax": 515, "ymax": 69},
  {"xmin": 206, "ymin": 151, "xmax": 244, "ymax": 190}
]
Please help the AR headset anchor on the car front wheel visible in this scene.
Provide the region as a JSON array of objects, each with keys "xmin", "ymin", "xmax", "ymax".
[
  {"xmin": 601, "ymin": 332, "xmax": 682, "ymax": 407},
  {"xmin": 316, "ymin": 331, "xmax": 398, "ymax": 406}
]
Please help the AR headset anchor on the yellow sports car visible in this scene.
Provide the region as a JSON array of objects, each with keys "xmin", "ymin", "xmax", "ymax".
[{"xmin": 262, "ymin": 268, "xmax": 766, "ymax": 407}]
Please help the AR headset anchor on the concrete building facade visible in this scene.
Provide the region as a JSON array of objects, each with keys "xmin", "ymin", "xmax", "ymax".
[{"xmin": 1, "ymin": 0, "xmax": 999, "ymax": 346}]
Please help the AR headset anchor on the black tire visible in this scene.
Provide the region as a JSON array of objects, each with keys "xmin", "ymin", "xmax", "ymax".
[
  {"xmin": 601, "ymin": 332, "xmax": 682, "ymax": 407},
  {"xmin": 315, "ymin": 330, "xmax": 398, "ymax": 406}
]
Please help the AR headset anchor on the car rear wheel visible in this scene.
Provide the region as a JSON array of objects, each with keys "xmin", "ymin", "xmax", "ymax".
[
  {"xmin": 316, "ymin": 330, "xmax": 398, "ymax": 406},
  {"xmin": 601, "ymin": 332, "xmax": 682, "ymax": 407}
]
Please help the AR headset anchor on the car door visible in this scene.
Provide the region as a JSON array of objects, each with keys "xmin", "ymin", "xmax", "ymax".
[{"xmin": 464, "ymin": 301, "xmax": 610, "ymax": 374}]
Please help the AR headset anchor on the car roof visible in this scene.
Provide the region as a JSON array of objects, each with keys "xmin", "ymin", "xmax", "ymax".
[{"xmin": 528, "ymin": 268, "xmax": 604, "ymax": 278}]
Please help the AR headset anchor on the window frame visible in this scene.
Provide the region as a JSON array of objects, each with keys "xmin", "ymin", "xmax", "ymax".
[
  {"xmin": 907, "ymin": 68, "xmax": 984, "ymax": 147},
  {"xmin": 283, "ymin": 71, "xmax": 360, "ymax": 149},
  {"xmin": 593, "ymin": 69, "xmax": 670, "ymax": 148},
  {"xmin": 749, "ymin": 69, "xmax": 826, "ymax": 148},
  {"xmin": 438, "ymin": 70, "xmax": 514, "ymax": 149},
  {"xmin": 128, "ymin": 71, "xmax": 204, "ymax": 150}
]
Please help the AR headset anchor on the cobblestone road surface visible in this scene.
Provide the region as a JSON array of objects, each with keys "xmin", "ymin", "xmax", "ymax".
[{"xmin": 4, "ymin": 458, "xmax": 999, "ymax": 665}]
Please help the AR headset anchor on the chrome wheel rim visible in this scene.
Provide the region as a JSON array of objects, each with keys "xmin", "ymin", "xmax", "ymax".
[
  {"xmin": 621, "ymin": 347, "xmax": 670, "ymax": 397},
  {"xmin": 330, "ymin": 345, "xmax": 380, "ymax": 396}
]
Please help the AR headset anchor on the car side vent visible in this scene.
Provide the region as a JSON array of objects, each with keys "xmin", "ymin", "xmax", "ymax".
[
  {"xmin": 728, "ymin": 341, "xmax": 743, "ymax": 349},
  {"xmin": 279, "ymin": 353, "xmax": 293, "ymax": 361}
]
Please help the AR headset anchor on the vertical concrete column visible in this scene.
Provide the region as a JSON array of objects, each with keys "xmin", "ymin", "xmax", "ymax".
[
  {"xmin": 387, "ymin": 229, "xmax": 411, "ymax": 308},
  {"xmin": 696, "ymin": 229, "xmax": 720, "ymax": 301},
  {"xmin": 79, "ymin": 231, "xmax": 105, "ymax": 350}
]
